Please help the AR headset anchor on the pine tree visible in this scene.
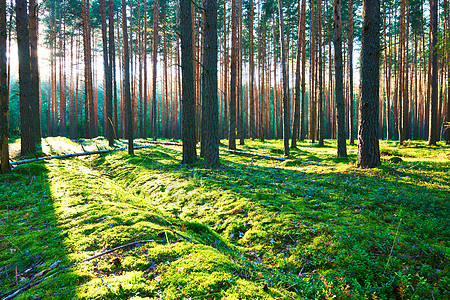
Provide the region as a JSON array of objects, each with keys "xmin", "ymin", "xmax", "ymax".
[
  {"xmin": 0, "ymin": 0, "xmax": 10, "ymax": 173},
  {"xmin": 229, "ymin": 0, "xmax": 237, "ymax": 150},
  {"xmin": 357, "ymin": 0, "xmax": 381, "ymax": 168},
  {"xmin": 29, "ymin": 0, "xmax": 40, "ymax": 144},
  {"xmin": 16, "ymin": 0, "xmax": 36, "ymax": 156},
  {"xmin": 277, "ymin": 0, "xmax": 290, "ymax": 156},
  {"xmin": 122, "ymin": 0, "xmax": 133, "ymax": 154},
  {"xmin": 428, "ymin": 0, "xmax": 438, "ymax": 145},
  {"xmin": 181, "ymin": 0, "xmax": 197, "ymax": 164},
  {"xmin": 333, "ymin": 0, "xmax": 347, "ymax": 157},
  {"xmin": 202, "ymin": 0, "xmax": 219, "ymax": 168}
]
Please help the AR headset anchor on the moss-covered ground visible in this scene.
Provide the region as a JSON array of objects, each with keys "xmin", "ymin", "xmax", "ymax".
[{"xmin": 0, "ymin": 137, "xmax": 449, "ymax": 299}]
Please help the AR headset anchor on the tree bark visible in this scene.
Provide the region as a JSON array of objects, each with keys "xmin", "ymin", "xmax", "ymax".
[
  {"xmin": 277, "ymin": 0, "xmax": 290, "ymax": 157},
  {"xmin": 222, "ymin": 0, "xmax": 228, "ymax": 140},
  {"xmin": 0, "ymin": 0, "xmax": 10, "ymax": 173},
  {"xmin": 81, "ymin": 0, "xmax": 94, "ymax": 139},
  {"xmin": 291, "ymin": 0, "xmax": 303, "ymax": 148},
  {"xmin": 100, "ymin": 0, "xmax": 113, "ymax": 146},
  {"xmin": 348, "ymin": 0, "xmax": 354, "ymax": 145},
  {"xmin": 228, "ymin": 0, "xmax": 237, "ymax": 150},
  {"xmin": 201, "ymin": 0, "xmax": 219, "ymax": 168},
  {"xmin": 151, "ymin": 0, "xmax": 159, "ymax": 141},
  {"xmin": 318, "ymin": 0, "xmax": 324, "ymax": 146},
  {"xmin": 249, "ymin": 0, "xmax": 255, "ymax": 139},
  {"xmin": 299, "ymin": 0, "xmax": 307, "ymax": 140},
  {"xmin": 357, "ymin": 0, "xmax": 380, "ymax": 168},
  {"xmin": 109, "ymin": 0, "xmax": 118, "ymax": 140},
  {"xmin": 143, "ymin": 0, "xmax": 148, "ymax": 139},
  {"xmin": 181, "ymin": 0, "xmax": 197, "ymax": 163},
  {"xmin": 29, "ymin": 0, "xmax": 40, "ymax": 144},
  {"xmin": 333, "ymin": 0, "xmax": 347, "ymax": 157},
  {"xmin": 58, "ymin": 10, "xmax": 66, "ymax": 138},
  {"xmin": 16, "ymin": 0, "xmax": 36, "ymax": 156},
  {"xmin": 122, "ymin": 0, "xmax": 133, "ymax": 154},
  {"xmin": 428, "ymin": 0, "xmax": 438, "ymax": 145}
]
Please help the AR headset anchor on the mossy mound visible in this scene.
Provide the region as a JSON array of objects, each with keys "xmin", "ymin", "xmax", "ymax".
[
  {"xmin": 12, "ymin": 162, "xmax": 48, "ymax": 175},
  {"xmin": 389, "ymin": 156, "xmax": 403, "ymax": 163}
]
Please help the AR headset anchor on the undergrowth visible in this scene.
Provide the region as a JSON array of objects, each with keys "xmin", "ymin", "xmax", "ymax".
[{"xmin": 0, "ymin": 137, "xmax": 448, "ymax": 299}]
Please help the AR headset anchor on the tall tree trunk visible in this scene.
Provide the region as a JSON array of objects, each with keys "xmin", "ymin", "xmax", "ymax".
[
  {"xmin": 300, "ymin": 0, "xmax": 307, "ymax": 140},
  {"xmin": 201, "ymin": 0, "xmax": 219, "ymax": 167},
  {"xmin": 277, "ymin": 0, "xmax": 290, "ymax": 156},
  {"xmin": 181, "ymin": 0, "xmax": 197, "ymax": 163},
  {"xmin": 348, "ymin": 0, "xmax": 354, "ymax": 144},
  {"xmin": 69, "ymin": 33, "xmax": 75, "ymax": 139},
  {"xmin": 16, "ymin": 0, "xmax": 36, "ymax": 156},
  {"xmin": 259, "ymin": 13, "xmax": 266, "ymax": 142},
  {"xmin": 291, "ymin": 0, "xmax": 303, "ymax": 148},
  {"xmin": 51, "ymin": 11, "xmax": 57, "ymax": 137},
  {"xmin": 238, "ymin": 0, "xmax": 244, "ymax": 145},
  {"xmin": 151, "ymin": 0, "xmax": 159, "ymax": 140},
  {"xmin": 398, "ymin": 0, "xmax": 405, "ymax": 144},
  {"xmin": 318, "ymin": 0, "xmax": 324, "ymax": 146},
  {"xmin": 122, "ymin": 0, "xmax": 133, "ymax": 154},
  {"xmin": 310, "ymin": 0, "xmax": 316, "ymax": 142},
  {"xmin": 59, "ymin": 11, "xmax": 67, "ymax": 138},
  {"xmin": 446, "ymin": 0, "xmax": 450, "ymax": 144},
  {"xmin": 333, "ymin": 0, "xmax": 347, "ymax": 157},
  {"xmin": 29, "ymin": 0, "xmax": 40, "ymax": 144},
  {"xmin": 100, "ymin": 0, "xmax": 113, "ymax": 146},
  {"xmin": 386, "ymin": 7, "xmax": 392, "ymax": 140},
  {"xmin": 228, "ymin": 0, "xmax": 237, "ymax": 150},
  {"xmin": 222, "ymin": 0, "xmax": 228, "ymax": 140},
  {"xmin": 109, "ymin": 0, "xmax": 118, "ymax": 140},
  {"xmin": 249, "ymin": 0, "xmax": 255, "ymax": 139},
  {"xmin": 143, "ymin": 0, "xmax": 148, "ymax": 139},
  {"xmin": 81, "ymin": 0, "xmax": 94, "ymax": 138},
  {"xmin": 357, "ymin": 0, "xmax": 380, "ymax": 168},
  {"xmin": 428, "ymin": 0, "xmax": 438, "ymax": 145},
  {"xmin": 0, "ymin": 0, "xmax": 10, "ymax": 173}
]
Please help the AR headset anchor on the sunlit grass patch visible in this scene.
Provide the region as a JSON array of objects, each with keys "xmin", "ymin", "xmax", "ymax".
[{"xmin": 1, "ymin": 137, "xmax": 449, "ymax": 299}]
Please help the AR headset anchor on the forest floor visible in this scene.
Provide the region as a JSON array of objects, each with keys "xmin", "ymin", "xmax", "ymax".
[{"xmin": 0, "ymin": 137, "xmax": 449, "ymax": 300}]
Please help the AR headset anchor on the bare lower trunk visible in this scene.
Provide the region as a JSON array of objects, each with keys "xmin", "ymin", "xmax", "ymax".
[
  {"xmin": 357, "ymin": 0, "xmax": 381, "ymax": 168},
  {"xmin": 29, "ymin": 0, "xmax": 41, "ymax": 144},
  {"xmin": 122, "ymin": 0, "xmax": 133, "ymax": 154},
  {"xmin": 334, "ymin": 0, "xmax": 347, "ymax": 157},
  {"xmin": 17, "ymin": 0, "xmax": 36, "ymax": 156},
  {"xmin": 229, "ymin": 0, "xmax": 237, "ymax": 150},
  {"xmin": 277, "ymin": 0, "xmax": 290, "ymax": 157},
  {"xmin": 202, "ymin": 0, "xmax": 219, "ymax": 168},
  {"xmin": 0, "ymin": 0, "xmax": 10, "ymax": 172}
]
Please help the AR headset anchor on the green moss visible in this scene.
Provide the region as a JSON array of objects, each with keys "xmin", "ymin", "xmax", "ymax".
[
  {"xmin": 12, "ymin": 162, "xmax": 48, "ymax": 175},
  {"xmin": 1, "ymin": 138, "xmax": 448, "ymax": 299}
]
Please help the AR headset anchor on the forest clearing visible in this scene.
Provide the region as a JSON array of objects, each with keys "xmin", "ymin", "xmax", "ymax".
[{"xmin": 0, "ymin": 137, "xmax": 449, "ymax": 299}]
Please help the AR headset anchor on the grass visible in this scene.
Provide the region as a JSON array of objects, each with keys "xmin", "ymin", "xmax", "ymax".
[{"xmin": 0, "ymin": 137, "xmax": 449, "ymax": 299}]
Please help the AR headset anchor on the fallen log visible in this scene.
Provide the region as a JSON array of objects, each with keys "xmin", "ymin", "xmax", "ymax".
[
  {"xmin": 10, "ymin": 145, "xmax": 153, "ymax": 166},
  {"xmin": 135, "ymin": 140, "xmax": 182, "ymax": 146},
  {"xmin": 135, "ymin": 140, "xmax": 330, "ymax": 166},
  {"xmin": 220, "ymin": 148, "xmax": 288, "ymax": 161}
]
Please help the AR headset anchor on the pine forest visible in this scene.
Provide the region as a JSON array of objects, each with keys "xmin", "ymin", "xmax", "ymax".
[{"xmin": 0, "ymin": 0, "xmax": 449, "ymax": 299}]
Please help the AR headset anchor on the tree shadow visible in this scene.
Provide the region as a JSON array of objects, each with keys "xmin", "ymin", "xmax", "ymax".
[
  {"xmin": 114, "ymin": 147, "xmax": 449, "ymax": 298},
  {"xmin": 0, "ymin": 162, "xmax": 78, "ymax": 299}
]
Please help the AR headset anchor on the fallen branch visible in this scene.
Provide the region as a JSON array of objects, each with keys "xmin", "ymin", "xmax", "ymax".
[
  {"xmin": 220, "ymin": 148, "xmax": 288, "ymax": 161},
  {"xmin": 135, "ymin": 140, "xmax": 330, "ymax": 166},
  {"xmin": 1, "ymin": 240, "xmax": 154, "ymax": 300},
  {"xmin": 135, "ymin": 140, "xmax": 182, "ymax": 147},
  {"xmin": 169, "ymin": 229, "xmax": 198, "ymax": 244},
  {"xmin": 10, "ymin": 145, "xmax": 153, "ymax": 166}
]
